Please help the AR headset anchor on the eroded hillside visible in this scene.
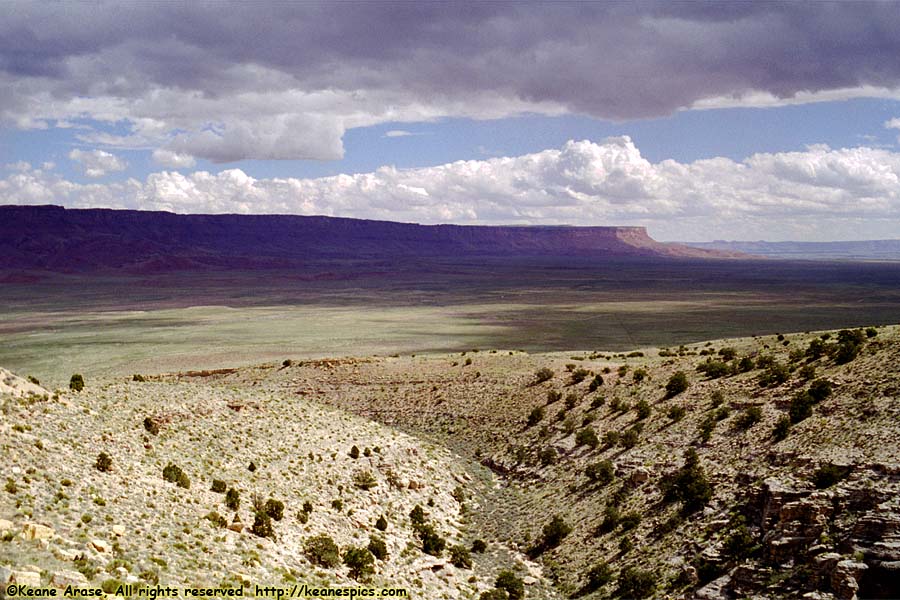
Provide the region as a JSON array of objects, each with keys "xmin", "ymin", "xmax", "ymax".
[{"xmin": 3, "ymin": 324, "xmax": 899, "ymax": 599}]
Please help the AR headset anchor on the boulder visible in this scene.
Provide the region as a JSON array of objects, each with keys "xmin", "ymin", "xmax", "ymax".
[
  {"xmin": 21, "ymin": 523, "xmax": 54, "ymax": 541},
  {"xmin": 51, "ymin": 570, "xmax": 89, "ymax": 587}
]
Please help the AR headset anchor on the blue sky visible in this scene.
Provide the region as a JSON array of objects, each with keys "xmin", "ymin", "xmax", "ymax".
[{"xmin": 3, "ymin": 2, "xmax": 900, "ymax": 241}]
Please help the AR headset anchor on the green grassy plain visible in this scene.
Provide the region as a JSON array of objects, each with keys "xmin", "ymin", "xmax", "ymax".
[{"xmin": 2, "ymin": 256, "xmax": 899, "ymax": 387}]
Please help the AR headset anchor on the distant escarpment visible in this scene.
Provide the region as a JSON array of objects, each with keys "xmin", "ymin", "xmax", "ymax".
[{"xmin": 0, "ymin": 205, "xmax": 739, "ymax": 273}]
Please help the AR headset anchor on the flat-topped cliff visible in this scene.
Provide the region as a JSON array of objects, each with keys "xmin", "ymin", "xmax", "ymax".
[{"xmin": 0, "ymin": 205, "xmax": 738, "ymax": 272}]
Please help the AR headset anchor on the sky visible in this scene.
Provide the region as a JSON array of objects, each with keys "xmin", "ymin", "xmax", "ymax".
[{"xmin": 3, "ymin": 2, "xmax": 900, "ymax": 241}]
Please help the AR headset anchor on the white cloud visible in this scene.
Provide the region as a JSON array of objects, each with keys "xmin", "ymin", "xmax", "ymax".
[
  {"xmin": 68, "ymin": 149, "xmax": 128, "ymax": 178},
  {"xmin": 152, "ymin": 149, "xmax": 196, "ymax": 169},
  {"xmin": 384, "ymin": 130, "xmax": 413, "ymax": 138},
  {"xmin": 4, "ymin": 138, "xmax": 900, "ymax": 241},
  {"xmin": 885, "ymin": 118, "xmax": 900, "ymax": 130},
  {"xmin": 5, "ymin": 161, "xmax": 31, "ymax": 172}
]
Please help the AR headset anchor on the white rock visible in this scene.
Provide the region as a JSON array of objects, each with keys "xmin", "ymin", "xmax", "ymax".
[
  {"xmin": 0, "ymin": 519, "xmax": 14, "ymax": 532},
  {"xmin": 112, "ymin": 525, "xmax": 125, "ymax": 536},
  {"xmin": 10, "ymin": 570, "xmax": 41, "ymax": 587},
  {"xmin": 21, "ymin": 523, "xmax": 54, "ymax": 540},
  {"xmin": 51, "ymin": 570, "xmax": 88, "ymax": 587},
  {"xmin": 91, "ymin": 538, "xmax": 110, "ymax": 553}
]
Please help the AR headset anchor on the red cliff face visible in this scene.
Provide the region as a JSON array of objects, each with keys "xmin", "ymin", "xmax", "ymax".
[{"xmin": 0, "ymin": 205, "xmax": 737, "ymax": 273}]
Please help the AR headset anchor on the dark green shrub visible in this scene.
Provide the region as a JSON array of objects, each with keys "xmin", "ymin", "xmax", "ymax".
[
  {"xmin": 661, "ymin": 448, "xmax": 712, "ymax": 513},
  {"xmin": 806, "ymin": 338, "xmax": 827, "ymax": 359},
  {"xmin": 265, "ymin": 498, "xmax": 284, "ymax": 521},
  {"xmin": 808, "ymin": 379, "xmax": 833, "ymax": 402},
  {"xmin": 27, "ymin": 375, "xmax": 40, "ymax": 385},
  {"xmin": 758, "ymin": 362, "xmax": 789, "ymax": 387},
  {"xmin": 620, "ymin": 511, "xmax": 641, "ymax": 531},
  {"xmin": 598, "ymin": 504, "xmax": 621, "ymax": 533},
  {"xmin": 495, "ymin": 571, "xmax": 525, "ymax": 600},
  {"xmin": 250, "ymin": 512, "xmax": 276, "ymax": 540},
  {"xmin": 367, "ymin": 536, "xmax": 388, "ymax": 560},
  {"xmin": 534, "ymin": 367, "xmax": 554, "ymax": 384},
  {"xmin": 632, "ymin": 368, "xmax": 648, "ymax": 383},
  {"xmin": 723, "ymin": 517, "xmax": 757, "ymax": 559},
  {"xmin": 620, "ymin": 428, "xmax": 639, "ymax": 449},
  {"xmin": 538, "ymin": 447, "xmax": 557, "ymax": 466},
  {"xmin": 570, "ymin": 368, "xmax": 590, "ymax": 384},
  {"xmin": 132, "ymin": 374, "xmax": 145, "ymax": 382},
  {"xmin": 297, "ymin": 511, "xmax": 308, "ymax": 524},
  {"xmin": 304, "ymin": 534, "xmax": 340, "ymax": 567},
  {"xmin": 225, "ymin": 487, "xmax": 240, "ymax": 511},
  {"xmin": 736, "ymin": 356, "xmax": 755, "ymax": 372},
  {"xmin": 418, "ymin": 524, "xmax": 446, "ymax": 556},
  {"xmin": 144, "ymin": 417, "xmax": 159, "ymax": 435},
  {"xmin": 866, "ymin": 327, "xmax": 878, "ymax": 338},
  {"xmin": 616, "ymin": 566, "xmax": 656, "ymax": 599},
  {"xmin": 697, "ymin": 360, "xmax": 731, "ymax": 379},
  {"xmin": 331, "ymin": 499, "xmax": 343, "ymax": 511},
  {"xmin": 585, "ymin": 460, "xmax": 614, "ymax": 485},
  {"xmin": 100, "ymin": 579, "xmax": 125, "ymax": 595},
  {"xmin": 668, "ymin": 405, "xmax": 686, "ymax": 421},
  {"xmin": 375, "ymin": 514, "xmax": 388, "ymax": 531},
  {"xmin": 602, "ymin": 430, "xmax": 620, "ymax": 448},
  {"xmin": 540, "ymin": 515, "xmax": 572, "ymax": 550},
  {"xmin": 302, "ymin": 500, "xmax": 313, "ymax": 514},
  {"xmin": 211, "ymin": 479, "xmax": 227, "ymax": 493},
  {"xmin": 635, "ymin": 399, "xmax": 651, "ymax": 420},
  {"xmin": 546, "ymin": 390, "xmax": 562, "ymax": 404},
  {"xmin": 584, "ymin": 561, "xmax": 612, "ymax": 592},
  {"xmin": 471, "ymin": 539, "xmax": 487, "ymax": 553},
  {"xmin": 755, "ymin": 354, "xmax": 775, "ymax": 369},
  {"xmin": 813, "ymin": 464, "xmax": 849, "ymax": 489},
  {"xmin": 575, "ymin": 426, "xmax": 599, "ymax": 448},
  {"xmin": 590, "ymin": 395, "xmax": 606, "ymax": 409},
  {"xmin": 798, "ymin": 364, "xmax": 816, "ymax": 380},
  {"xmin": 343, "ymin": 546, "xmax": 375, "ymax": 581},
  {"xmin": 565, "ymin": 393, "xmax": 578, "ymax": 409},
  {"xmin": 449, "ymin": 544, "xmax": 472, "ymax": 569},
  {"xmin": 665, "ymin": 371, "xmax": 689, "ymax": 398},
  {"xmin": 478, "ymin": 590, "xmax": 509, "ymax": 600},
  {"xmin": 718, "ymin": 347, "xmax": 737, "ymax": 360},
  {"xmin": 526, "ymin": 406, "xmax": 544, "ymax": 427},
  {"xmin": 162, "ymin": 463, "xmax": 189, "ymax": 488},
  {"xmin": 732, "ymin": 406, "xmax": 762, "ymax": 431},
  {"xmin": 588, "ymin": 374, "xmax": 604, "ymax": 392},
  {"xmin": 618, "ymin": 536, "xmax": 633, "ymax": 553},
  {"xmin": 789, "ymin": 392, "xmax": 814, "ymax": 423},
  {"xmin": 247, "ymin": 461, "xmax": 256, "ymax": 472},
  {"xmin": 714, "ymin": 405, "xmax": 731, "ymax": 421},
  {"xmin": 352, "ymin": 470, "xmax": 378, "ymax": 490},
  {"xmin": 772, "ymin": 416, "xmax": 791, "ymax": 441},
  {"xmin": 69, "ymin": 374, "xmax": 84, "ymax": 392},
  {"xmin": 349, "ymin": 445, "xmax": 360, "ymax": 459},
  {"xmin": 95, "ymin": 452, "xmax": 112, "ymax": 473},
  {"xmin": 409, "ymin": 504, "xmax": 426, "ymax": 529}
]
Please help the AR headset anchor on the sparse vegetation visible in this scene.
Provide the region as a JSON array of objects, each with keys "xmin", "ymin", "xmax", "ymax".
[
  {"xmin": 665, "ymin": 371, "xmax": 689, "ymax": 397},
  {"xmin": 304, "ymin": 534, "xmax": 340, "ymax": 568},
  {"xmin": 69, "ymin": 373, "xmax": 84, "ymax": 392},
  {"xmin": 95, "ymin": 452, "xmax": 112, "ymax": 473},
  {"xmin": 162, "ymin": 463, "xmax": 190, "ymax": 488}
]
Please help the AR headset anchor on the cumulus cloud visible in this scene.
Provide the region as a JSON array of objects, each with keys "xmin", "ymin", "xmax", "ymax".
[
  {"xmin": 3, "ymin": 3, "xmax": 900, "ymax": 162},
  {"xmin": 152, "ymin": 149, "xmax": 196, "ymax": 169},
  {"xmin": 68, "ymin": 148, "xmax": 127, "ymax": 178},
  {"xmin": 4, "ymin": 137, "xmax": 900, "ymax": 241}
]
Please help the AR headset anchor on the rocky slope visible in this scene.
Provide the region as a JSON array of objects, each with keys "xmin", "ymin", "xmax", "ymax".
[{"xmin": 3, "ymin": 324, "xmax": 899, "ymax": 599}]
